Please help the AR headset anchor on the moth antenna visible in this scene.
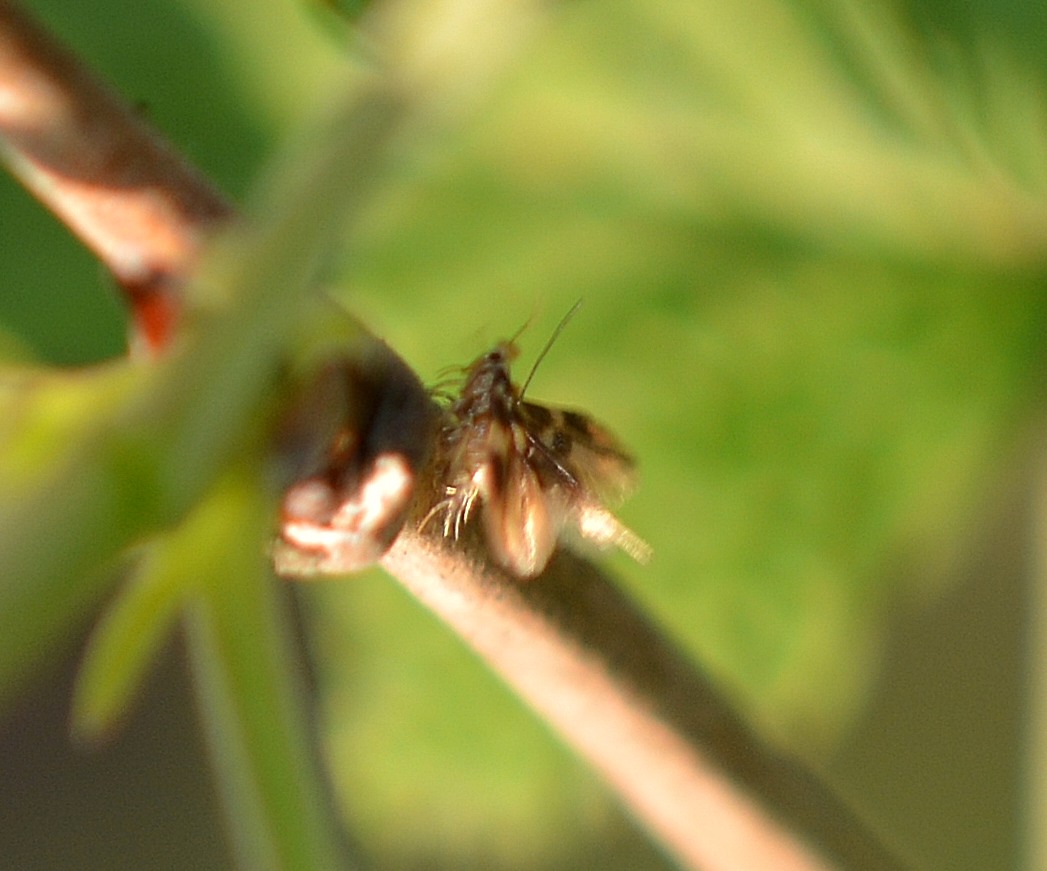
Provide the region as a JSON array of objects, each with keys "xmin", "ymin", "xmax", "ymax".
[
  {"xmin": 507, "ymin": 313, "xmax": 534, "ymax": 346},
  {"xmin": 519, "ymin": 299, "xmax": 583, "ymax": 401}
]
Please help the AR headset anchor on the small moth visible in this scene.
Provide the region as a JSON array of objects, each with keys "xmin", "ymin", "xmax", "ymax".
[{"xmin": 425, "ymin": 306, "xmax": 650, "ymax": 579}]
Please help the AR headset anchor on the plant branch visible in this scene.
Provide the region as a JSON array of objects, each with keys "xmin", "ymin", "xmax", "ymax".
[
  {"xmin": 182, "ymin": 469, "xmax": 352, "ymax": 871},
  {"xmin": 0, "ymin": 0, "xmax": 233, "ymax": 353},
  {"xmin": 383, "ymin": 529, "xmax": 905, "ymax": 871}
]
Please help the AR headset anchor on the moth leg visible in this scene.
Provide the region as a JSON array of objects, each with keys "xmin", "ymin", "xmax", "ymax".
[{"xmin": 454, "ymin": 486, "xmax": 481, "ymax": 539}]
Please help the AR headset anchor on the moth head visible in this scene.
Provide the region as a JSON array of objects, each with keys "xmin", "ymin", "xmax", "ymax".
[{"xmin": 485, "ymin": 341, "xmax": 520, "ymax": 369}]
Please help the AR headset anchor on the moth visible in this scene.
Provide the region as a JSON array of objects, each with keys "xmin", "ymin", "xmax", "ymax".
[{"xmin": 425, "ymin": 308, "xmax": 650, "ymax": 579}]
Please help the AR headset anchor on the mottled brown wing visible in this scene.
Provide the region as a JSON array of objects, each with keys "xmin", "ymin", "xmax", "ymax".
[{"xmin": 517, "ymin": 400, "xmax": 637, "ymax": 502}]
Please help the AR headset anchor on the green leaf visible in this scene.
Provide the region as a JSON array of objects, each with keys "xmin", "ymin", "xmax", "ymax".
[
  {"xmin": 0, "ymin": 362, "xmax": 151, "ymax": 701},
  {"xmin": 70, "ymin": 540, "xmax": 194, "ymax": 743},
  {"xmin": 179, "ymin": 466, "xmax": 352, "ymax": 871}
]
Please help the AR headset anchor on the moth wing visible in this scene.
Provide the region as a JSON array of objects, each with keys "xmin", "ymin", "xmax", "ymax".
[
  {"xmin": 478, "ymin": 432, "xmax": 564, "ymax": 578},
  {"xmin": 518, "ymin": 401, "xmax": 637, "ymax": 502},
  {"xmin": 517, "ymin": 402, "xmax": 650, "ymax": 564}
]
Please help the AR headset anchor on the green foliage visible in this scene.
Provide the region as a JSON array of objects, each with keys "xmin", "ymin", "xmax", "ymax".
[
  {"xmin": 317, "ymin": 0, "xmax": 1047, "ymax": 865},
  {"xmin": 2, "ymin": 0, "xmax": 1046, "ymax": 868}
]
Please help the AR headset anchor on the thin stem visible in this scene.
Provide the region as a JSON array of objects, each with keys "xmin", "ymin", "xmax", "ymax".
[
  {"xmin": 1028, "ymin": 457, "xmax": 1047, "ymax": 871},
  {"xmin": 382, "ymin": 529, "xmax": 905, "ymax": 871},
  {"xmin": 181, "ymin": 470, "xmax": 352, "ymax": 871},
  {"xmin": 0, "ymin": 0, "xmax": 233, "ymax": 353}
]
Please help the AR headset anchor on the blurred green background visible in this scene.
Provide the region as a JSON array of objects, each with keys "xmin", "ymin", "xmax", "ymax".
[{"xmin": 2, "ymin": 0, "xmax": 1046, "ymax": 867}]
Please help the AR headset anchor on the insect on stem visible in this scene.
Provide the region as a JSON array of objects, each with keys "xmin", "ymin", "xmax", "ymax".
[{"xmin": 429, "ymin": 299, "xmax": 648, "ymax": 579}]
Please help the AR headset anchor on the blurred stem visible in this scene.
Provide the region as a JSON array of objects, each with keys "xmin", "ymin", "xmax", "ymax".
[
  {"xmin": 124, "ymin": 81, "xmax": 407, "ymax": 522},
  {"xmin": 1028, "ymin": 458, "xmax": 1047, "ymax": 871},
  {"xmin": 0, "ymin": 0, "xmax": 234, "ymax": 353},
  {"xmin": 0, "ymin": 21, "xmax": 407, "ymax": 700},
  {"xmin": 182, "ymin": 467, "xmax": 350, "ymax": 871}
]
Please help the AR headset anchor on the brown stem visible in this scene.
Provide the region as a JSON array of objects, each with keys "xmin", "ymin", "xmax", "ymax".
[
  {"xmin": 383, "ymin": 531, "xmax": 906, "ymax": 871},
  {"xmin": 0, "ymin": 0, "xmax": 234, "ymax": 354}
]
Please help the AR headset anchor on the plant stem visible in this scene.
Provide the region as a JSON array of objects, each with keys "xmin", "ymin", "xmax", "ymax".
[
  {"xmin": 181, "ymin": 471, "xmax": 352, "ymax": 871},
  {"xmin": 383, "ymin": 531, "xmax": 907, "ymax": 871},
  {"xmin": 0, "ymin": 0, "xmax": 233, "ymax": 353}
]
